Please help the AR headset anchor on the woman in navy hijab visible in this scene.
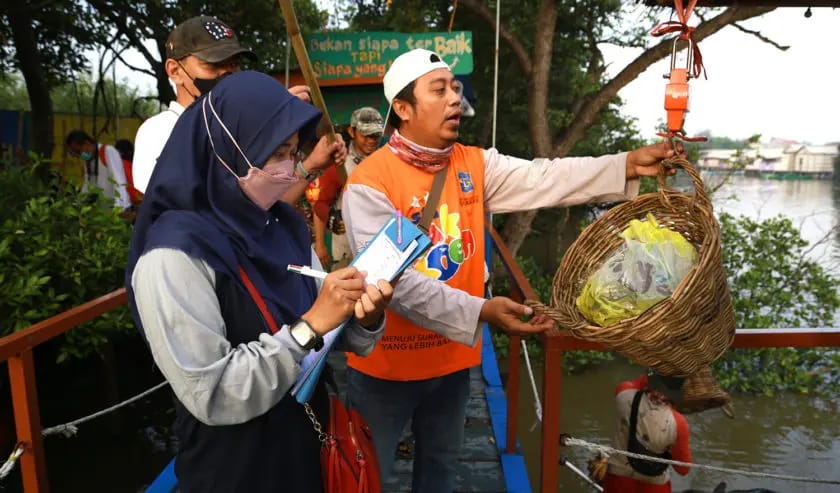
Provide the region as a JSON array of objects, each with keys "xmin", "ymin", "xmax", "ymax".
[{"xmin": 126, "ymin": 71, "xmax": 392, "ymax": 492}]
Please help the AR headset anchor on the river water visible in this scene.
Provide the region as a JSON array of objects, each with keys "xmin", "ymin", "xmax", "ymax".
[{"xmin": 516, "ymin": 175, "xmax": 840, "ymax": 492}]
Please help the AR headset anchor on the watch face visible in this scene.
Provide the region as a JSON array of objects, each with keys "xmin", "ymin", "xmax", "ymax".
[{"xmin": 291, "ymin": 320, "xmax": 315, "ymax": 347}]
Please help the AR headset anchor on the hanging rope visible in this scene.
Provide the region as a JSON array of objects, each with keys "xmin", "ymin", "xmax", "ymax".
[
  {"xmin": 0, "ymin": 381, "xmax": 169, "ymax": 483},
  {"xmin": 0, "ymin": 443, "xmax": 25, "ymax": 481},
  {"xmin": 448, "ymin": 0, "xmax": 459, "ymax": 32},
  {"xmin": 562, "ymin": 436, "xmax": 840, "ymax": 486},
  {"xmin": 650, "ymin": 0, "xmax": 705, "ymax": 79},
  {"xmin": 491, "ymin": 0, "xmax": 500, "ymax": 148},
  {"xmin": 42, "ymin": 381, "xmax": 169, "ymax": 438},
  {"xmin": 522, "ymin": 340, "xmax": 543, "ymax": 431},
  {"xmin": 650, "ymin": 0, "xmax": 707, "ymax": 143}
]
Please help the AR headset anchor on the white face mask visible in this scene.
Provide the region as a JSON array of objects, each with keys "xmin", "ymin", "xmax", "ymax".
[{"xmin": 202, "ymin": 94, "xmax": 300, "ymax": 210}]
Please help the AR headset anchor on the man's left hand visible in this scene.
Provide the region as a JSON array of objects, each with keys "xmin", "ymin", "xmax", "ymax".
[
  {"xmin": 304, "ymin": 134, "xmax": 347, "ymax": 174},
  {"xmin": 625, "ymin": 141, "xmax": 686, "ymax": 179},
  {"xmin": 355, "ymin": 279, "xmax": 394, "ymax": 329},
  {"xmin": 289, "ymin": 85, "xmax": 311, "ymax": 103}
]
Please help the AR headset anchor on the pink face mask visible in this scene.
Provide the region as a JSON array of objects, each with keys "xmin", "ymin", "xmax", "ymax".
[
  {"xmin": 202, "ymin": 95, "xmax": 301, "ymax": 210},
  {"xmin": 237, "ymin": 159, "xmax": 298, "ymax": 209}
]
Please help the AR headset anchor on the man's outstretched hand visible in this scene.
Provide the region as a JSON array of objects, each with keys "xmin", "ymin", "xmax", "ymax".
[{"xmin": 480, "ymin": 296, "xmax": 554, "ymax": 336}]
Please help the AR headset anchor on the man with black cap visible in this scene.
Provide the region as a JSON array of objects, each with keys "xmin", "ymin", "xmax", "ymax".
[
  {"xmin": 602, "ymin": 371, "xmax": 692, "ymax": 493},
  {"xmin": 307, "ymin": 106, "xmax": 385, "ymax": 270},
  {"xmin": 132, "ymin": 15, "xmax": 321, "ymax": 195}
]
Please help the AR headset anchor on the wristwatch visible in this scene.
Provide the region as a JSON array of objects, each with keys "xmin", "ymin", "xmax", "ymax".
[
  {"xmin": 289, "ymin": 318, "xmax": 324, "ymax": 351},
  {"xmin": 295, "ymin": 159, "xmax": 321, "ymax": 182}
]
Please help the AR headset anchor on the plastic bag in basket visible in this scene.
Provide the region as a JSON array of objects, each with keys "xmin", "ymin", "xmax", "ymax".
[{"xmin": 576, "ymin": 213, "xmax": 698, "ymax": 327}]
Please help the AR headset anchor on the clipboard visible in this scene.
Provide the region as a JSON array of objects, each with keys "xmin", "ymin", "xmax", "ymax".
[{"xmin": 291, "ymin": 213, "xmax": 431, "ymax": 403}]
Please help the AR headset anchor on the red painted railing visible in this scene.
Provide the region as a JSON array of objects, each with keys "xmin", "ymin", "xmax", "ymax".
[{"xmin": 0, "ymin": 289, "xmax": 128, "ymax": 493}]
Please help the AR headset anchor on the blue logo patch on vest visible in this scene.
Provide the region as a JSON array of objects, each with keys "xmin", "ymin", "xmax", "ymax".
[{"xmin": 458, "ymin": 172, "xmax": 474, "ymax": 193}]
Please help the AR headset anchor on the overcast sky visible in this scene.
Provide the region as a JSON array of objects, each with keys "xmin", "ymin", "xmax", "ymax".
[
  {"xmin": 101, "ymin": 5, "xmax": 839, "ymax": 145},
  {"xmin": 600, "ymin": 6, "xmax": 839, "ymax": 145}
]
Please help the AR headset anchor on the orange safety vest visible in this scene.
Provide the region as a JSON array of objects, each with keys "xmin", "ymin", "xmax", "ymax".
[{"xmin": 346, "ymin": 143, "xmax": 486, "ymax": 381}]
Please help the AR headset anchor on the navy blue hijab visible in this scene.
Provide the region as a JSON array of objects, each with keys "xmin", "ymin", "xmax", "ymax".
[{"xmin": 126, "ymin": 70, "xmax": 322, "ymax": 332}]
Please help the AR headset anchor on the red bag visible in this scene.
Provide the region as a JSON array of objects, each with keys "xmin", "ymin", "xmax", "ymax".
[{"xmin": 304, "ymin": 396, "xmax": 381, "ymax": 493}]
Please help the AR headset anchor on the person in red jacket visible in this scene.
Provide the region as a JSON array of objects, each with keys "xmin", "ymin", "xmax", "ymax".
[{"xmin": 603, "ymin": 372, "xmax": 692, "ymax": 493}]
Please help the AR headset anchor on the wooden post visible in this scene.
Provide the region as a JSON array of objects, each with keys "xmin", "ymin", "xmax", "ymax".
[
  {"xmin": 8, "ymin": 350, "xmax": 48, "ymax": 493},
  {"xmin": 540, "ymin": 336, "xmax": 562, "ymax": 493},
  {"xmin": 277, "ymin": 0, "xmax": 336, "ymax": 143}
]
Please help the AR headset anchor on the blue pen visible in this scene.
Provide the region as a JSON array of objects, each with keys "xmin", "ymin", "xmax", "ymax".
[{"xmin": 396, "ymin": 210, "xmax": 403, "ymax": 244}]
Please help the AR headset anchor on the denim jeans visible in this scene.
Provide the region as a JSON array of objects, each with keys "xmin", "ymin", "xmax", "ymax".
[{"xmin": 347, "ymin": 367, "xmax": 472, "ymax": 493}]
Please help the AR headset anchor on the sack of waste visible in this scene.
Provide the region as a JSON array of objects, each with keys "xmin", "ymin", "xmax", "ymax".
[{"xmin": 576, "ymin": 213, "xmax": 697, "ymax": 327}]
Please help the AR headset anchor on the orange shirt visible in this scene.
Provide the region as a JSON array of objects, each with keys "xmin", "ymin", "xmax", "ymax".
[{"xmin": 345, "ymin": 144, "xmax": 486, "ymax": 381}]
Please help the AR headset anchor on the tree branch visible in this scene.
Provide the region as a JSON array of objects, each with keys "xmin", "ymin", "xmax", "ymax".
[
  {"xmin": 109, "ymin": 47, "xmax": 157, "ymax": 77},
  {"xmin": 458, "ymin": 0, "xmax": 533, "ymax": 76},
  {"xmin": 87, "ymin": 0, "xmax": 162, "ymax": 74},
  {"xmin": 730, "ymin": 22, "xmax": 789, "ymax": 51},
  {"xmin": 551, "ymin": 6, "xmax": 776, "ymax": 158}
]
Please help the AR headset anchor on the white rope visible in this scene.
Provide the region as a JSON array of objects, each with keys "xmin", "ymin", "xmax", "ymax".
[
  {"xmin": 563, "ymin": 436, "xmax": 840, "ymax": 485},
  {"xmin": 0, "ymin": 444, "xmax": 24, "ymax": 480},
  {"xmin": 521, "ymin": 339, "xmax": 543, "ymax": 431},
  {"xmin": 491, "ymin": 0, "xmax": 500, "ymax": 148},
  {"xmin": 42, "ymin": 381, "xmax": 169, "ymax": 438}
]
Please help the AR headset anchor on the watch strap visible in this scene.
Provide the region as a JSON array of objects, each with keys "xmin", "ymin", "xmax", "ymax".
[
  {"xmin": 292, "ymin": 318, "xmax": 323, "ymax": 350},
  {"xmin": 295, "ymin": 159, "xmax": 320, "ymax": 181}
]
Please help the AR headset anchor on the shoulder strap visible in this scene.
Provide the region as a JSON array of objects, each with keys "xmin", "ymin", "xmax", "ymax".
[
  {"xmin": 418, "ymin": 169, "xmax": 447, "ymax": 234},
  {"xmin": 628, "ymin": 389, "xmax": 644, "ymax": 442},
  {"xmin": 238, "ymin": 266, "xmax": 280, "ymax": 335}
]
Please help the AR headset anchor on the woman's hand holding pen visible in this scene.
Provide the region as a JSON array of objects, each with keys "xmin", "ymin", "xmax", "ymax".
[
  {"xmin": 300, "ymin": 267, "xmax": 393, "ymax": 335},
  {"xmin": 301, "ymin": 267, "xmax": 365, "ymax": 335}
]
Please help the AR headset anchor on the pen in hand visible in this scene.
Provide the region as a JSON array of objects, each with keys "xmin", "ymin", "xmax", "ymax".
[
  {"xmin": 287, "ymin": 264, "xmax": 328, "ymax": 280},
  {"xmin": 396, "ymin": 210, "xmax": 403, "ymax": 245}
]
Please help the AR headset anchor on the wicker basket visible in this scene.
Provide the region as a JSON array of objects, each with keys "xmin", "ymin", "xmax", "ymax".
[
  {"xmin": 532, "ymin": 158, "xmax": 736, "ymax": 376},
  {"xmin": 675, "ymin": 366, "xmax": 734, "ymax": 418}
]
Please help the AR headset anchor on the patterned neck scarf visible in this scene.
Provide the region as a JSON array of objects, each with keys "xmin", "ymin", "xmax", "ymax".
[
  {"xmin": 387, "ymin": 129, "xmax": 452, "ymax": 173},
  {"xmin": 348, "ymin": 141, "xmax": 366, "ymax": 165}
]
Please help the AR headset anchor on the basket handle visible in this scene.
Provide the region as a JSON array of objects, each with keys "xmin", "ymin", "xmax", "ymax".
[
  {"xmin": 656, "ymin": 156, "xmax": 710, "ymax": 211},
  {"xmin": 526, "ymin": 300, "xmax": 573, "ymax": 329}
]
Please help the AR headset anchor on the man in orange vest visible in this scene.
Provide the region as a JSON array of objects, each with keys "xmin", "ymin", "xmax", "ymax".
[{"xmin": 341, "ymin": 48, "xmax": 682, "ymax": 491}]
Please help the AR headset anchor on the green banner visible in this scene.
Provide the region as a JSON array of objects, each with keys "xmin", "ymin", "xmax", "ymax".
[
  {"xmin": 306, "ymin": 31, "xmax": 473, "ymax": 81},
  {"xmin": 322, "ymin": 85, "xmax": 388, "ymax": 126}
]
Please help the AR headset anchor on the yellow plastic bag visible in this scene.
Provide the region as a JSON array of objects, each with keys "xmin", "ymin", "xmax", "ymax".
[{"xmin": 576, "ymin": 213, "xmax": 698, "ymax": 327}]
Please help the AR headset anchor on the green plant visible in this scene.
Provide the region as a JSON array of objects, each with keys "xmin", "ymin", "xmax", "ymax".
[
  {"xmin": 713, "ymin": 212, "xmax": 840, "ymax": 394},
  {"xmin": 0, "ymin": 163, "xmax": 133, "ymax": 361}
]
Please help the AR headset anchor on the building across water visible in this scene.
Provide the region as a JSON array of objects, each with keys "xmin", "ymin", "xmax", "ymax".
[{"xmin": 698, "ymin": 142, "xmax": 839, "ymax": 180}]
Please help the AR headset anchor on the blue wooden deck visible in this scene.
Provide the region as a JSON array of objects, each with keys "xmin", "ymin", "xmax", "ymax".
[{"xmin": 146, "ymin": 325, "xmax": 530, "ymax": 493}]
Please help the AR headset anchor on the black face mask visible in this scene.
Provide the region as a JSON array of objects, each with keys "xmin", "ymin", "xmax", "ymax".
[
  {"xmin": 193, "ymin": 71, "xmax": 231, "ymax": 95},
  {"xmin": 178, "ymin": 61, "xmax": 232, "ymax": 98}
]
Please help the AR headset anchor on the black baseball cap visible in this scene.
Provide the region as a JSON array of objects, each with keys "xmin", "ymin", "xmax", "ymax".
[{"xmin": 165, "ymin": 16, "xmax": 256, "ymax": 63}]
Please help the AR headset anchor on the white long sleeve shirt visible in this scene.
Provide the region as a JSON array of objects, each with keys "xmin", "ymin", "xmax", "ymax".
[
  {"xmin": 342, "ymin": 147, "xmax": 639, "ymax": 347},
  {"xmin": 83, "ymin": 144, "xmax": 130, "ymax": 210},
  {"xmin": 132, "ymin": 101, "xmax": 185, "ymax": 193}
]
